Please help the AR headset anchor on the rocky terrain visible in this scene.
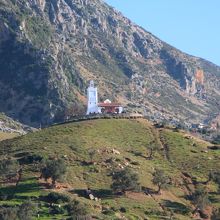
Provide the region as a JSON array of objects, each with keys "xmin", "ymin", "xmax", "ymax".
[
  {"xmin": 0, "ymin": 0, "xmax": 220, "ymax": 127},
  {"xmin": 0, "ymin": 113, "xmax": 33, "ymax": 134}
]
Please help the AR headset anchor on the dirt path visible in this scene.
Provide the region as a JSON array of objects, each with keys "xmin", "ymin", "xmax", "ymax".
[
  {"xmin": 137, "ymin": 119, "xmax": 170, "ymax": 161},
  {"xmin": 158, "ymin": 132, "xmax": 171, "ymax": 161}
]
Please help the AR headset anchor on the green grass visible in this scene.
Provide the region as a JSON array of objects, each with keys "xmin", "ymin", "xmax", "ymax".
[
  {"xmin": 24, "ymin": 16, "xmax": 52, "ymax": 48},
  {"xmin": 160, "ymin": 129, "xmax": 220, "ymax": 180},
  {"xmin": 0, "ymin": 119, "xmax": 219, "ymax": 219}
]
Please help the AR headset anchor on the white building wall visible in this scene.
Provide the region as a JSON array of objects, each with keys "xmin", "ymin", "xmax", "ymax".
[
  {"xmin": 86, "ymin": 81, "xmax": 99, "ymax": 115},
  {"xmin": 118, "ymin": 107, "xmax": 124, "ymax": 114}
]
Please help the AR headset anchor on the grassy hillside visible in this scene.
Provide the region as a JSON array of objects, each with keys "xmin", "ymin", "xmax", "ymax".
[{"xmin": 0, "ymin": 119, "xmax": 220, "ymax": 220}]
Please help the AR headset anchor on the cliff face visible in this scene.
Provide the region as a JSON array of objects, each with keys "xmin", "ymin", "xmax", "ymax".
[{"xmin": 0, "ymin": 0, "xmax": 220, "ymax": 126}]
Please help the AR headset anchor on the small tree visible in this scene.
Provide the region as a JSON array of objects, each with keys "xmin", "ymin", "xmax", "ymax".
[
  {"xmin": 18, "ymin": 201, "xmax": 37, "ymax": 220},
  {"xmin": 0, "ymin": 202, "xmax": 36, "ymax": 220},
  {"xmin": 147, "ymin": 141, "xmax": 160, "ymax": 160},
  {"xmin": 67, "ymin": 200, "xmax": 91, "ymax": 220},
  {"xmin": 111, "ymin": 167, "xmax": 140, "ymax": 194},
  {"xmin": 0, "ymin": 159, "xmax": 19, "ymax": 183},
  {"xmin": 0, "ymin": 207, "xmax": 18, "ymax": 220},
  {"xmin": 152, "ymin": 169, "xmax": 170, "ymax": 194},
  {"xmin": 191, "ymin": 185, "xmax": 210, "ymax": 214},
  {"xmin": 41, "ymin": 159, "xmax": 67, "ymax": 187}
]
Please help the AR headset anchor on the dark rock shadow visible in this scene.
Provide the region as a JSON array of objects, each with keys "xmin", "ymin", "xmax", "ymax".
[
  {"xmin": 142, "ymin": 186, "xmax": 158, "ymax": 195},
  {"xmin": 162, "ymin": 200, "xmax": 191, "ymax": 215},
  {"xmin": 70, "ymin": 188, "xmax": 113, "ymax": 199}
]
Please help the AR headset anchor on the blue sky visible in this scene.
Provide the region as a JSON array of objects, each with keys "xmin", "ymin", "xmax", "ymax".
[{"xmin": 105, "ymin": 0, "xmax": 220, "ymax": 66}]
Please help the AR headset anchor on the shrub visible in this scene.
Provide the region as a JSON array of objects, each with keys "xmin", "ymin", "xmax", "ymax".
[
  {"xmin": 40, "ymin": 158, "xmax": 67, "ymax": 186},
  {"xmin": 66, "ymin": 200, "xmax": 91, "ymax": 219},
  {"xmin": 0, "ymin": 159, "xmax": 19, "ymax": 181},
  {"xmin": 152, "ymin": 169, "xmax": 170, "ymax": 194},
  {"xmin": 18, "ymin": 154, "xmax": 43, "ymax": 165},
  {"xmin": 111, "ymin": 167, "xmax": 140, "ymax": 194},
  {"xmin": 46, "ymin": 192, "xmax": 70, "ymax": 203},
  {"xmin": 0, "ymin": 192, "xmax": 9, "ymax": 201},
  {"xmin": 17, "ymin": 201, "xmax": 37, "ymax": 220},
  {"xmin": 120, "ymin": 207, "xmax": 127, "ymax": 213},
  {"xmin": 102, "ymin": 209, "xmax": 115, "ymax": 215},
  {"xmin": 0, "ymin": 207, "xmax": 18, "ymax": 220},
  {"xmin": 0, "ymin": 201, "xmax": 36, "ymax": 220},
  {"xmin": 191, "ymin": 185, "xmax": 210, "ymax": 213},
  {"xmin": 49, "ymin": 206, "xmax": 65, "ymax": 215}
]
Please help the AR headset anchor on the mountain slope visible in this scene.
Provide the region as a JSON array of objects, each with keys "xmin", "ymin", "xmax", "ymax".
[
  {"xmin": 0, "ymin": 118, "xmax": 219, "ymax": 219},
  {"xmin": 0, "ymin": 0, "xmax": 220, "ymax": 126},
  {"xmin": 0, "ymin": 113, "xmax": 33, "ymax": 135}
]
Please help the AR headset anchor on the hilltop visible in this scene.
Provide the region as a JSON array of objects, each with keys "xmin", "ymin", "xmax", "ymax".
[
  {"xmin": 0, "ymin": 118, "xmax": 220, "ymax": 219},
  {"xmin": 0, "ymin": 0, "xmax": 220, "ymax": 127}
]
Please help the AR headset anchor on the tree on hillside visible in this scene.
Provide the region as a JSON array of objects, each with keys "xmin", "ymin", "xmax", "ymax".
[
  {"xmin": 111, "ymin": 167, "xmax": 140, "ymax": 194},
  {"xmin": 152, "ymin": 169, "xmax": 170, "ymax": 194},
  {"xmin": 191, "ymin": 185, "xmax": 210, "ymax": 214},
  {"xmin": 146, "ymin": 141, "xmax": 160, "ymax": 160},
  {"xmin": 0, "ymin": 159, "xmax": 19, "ymax": 183},
  {"xmin": 40, "ymin": 158, "xmax": 67, "ymax": 187},
  {"xmin": 18, "ymin": 201, "xmax": 37, "ymax": 220},
  {"xmin": 67, "ymin": 200, "xmax": 91, "ymax": 220},
  {"xmin": 0, "ymin": 201, "xmax": 36, "ymax": 220},
  {"xmin": 0, "ymin": 207, "xmax": 18, "ymax": 220}
]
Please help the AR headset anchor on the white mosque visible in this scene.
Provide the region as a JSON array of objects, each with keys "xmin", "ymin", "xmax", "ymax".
[{"xmin": 86, "ymin": 81, "xmax": 124, "ymax": 115}]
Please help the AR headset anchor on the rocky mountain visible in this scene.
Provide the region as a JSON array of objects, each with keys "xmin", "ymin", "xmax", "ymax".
[
  {"xmin": 0, "ymin": 0, "xmax": 220, "ymax": 127},
  {"xmin": 0, "ymin": 113, "xmax": 33, "ymax": 134}
]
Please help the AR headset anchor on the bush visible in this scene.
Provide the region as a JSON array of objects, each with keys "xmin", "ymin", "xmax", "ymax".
[
  {"xmin": 111, "ymin": 167, "xmax": 140, "ymax": 194},
  {"xmin": 0, "ymin": 192, "xmax": 9, "ymax": 201},
  {"xmin": 152, "ymin": 169, "xmax": 170, "ymax": 194},
  {"xmin": 17, "ymin": 201, "xmax": 37, "ymax": 220},
  {"xmin": 46, "ymin": 192, "xmax": 70, "ymax": 203},
  {"xmin": 191, "ymin": 185, "xmax": 210, "ymax": 212},
  {"xmin": 102, "ymin": 209, "xmax": 115, "ymax": 215},
  {"xmin": 0, "ymin": 159, "xmax": 19, "ymax": 181},
  {"xmin": 66, "ymin": 200, "xmax": 91, "ymax": 219},
  {"xmin": 0, "ymin": 201, "xmax": 36, "ymax": 220},
  {"xmin": 0, "ymin": 207, "xmax": 18, "ymax": 220},
  {"xmin": 40, "ymin": 158, "xmax": 67, "ymax": 186},
  {"xmin": 120, "ymin": 207, "xmax": 127, "ymax": 213},
  {"xmin": 18, "ymin": 154, "xmax": 43, "ymax": 165},
  {"xmin": 49, "ymin": 206, "xmax": 65, "ymax": 215}
]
